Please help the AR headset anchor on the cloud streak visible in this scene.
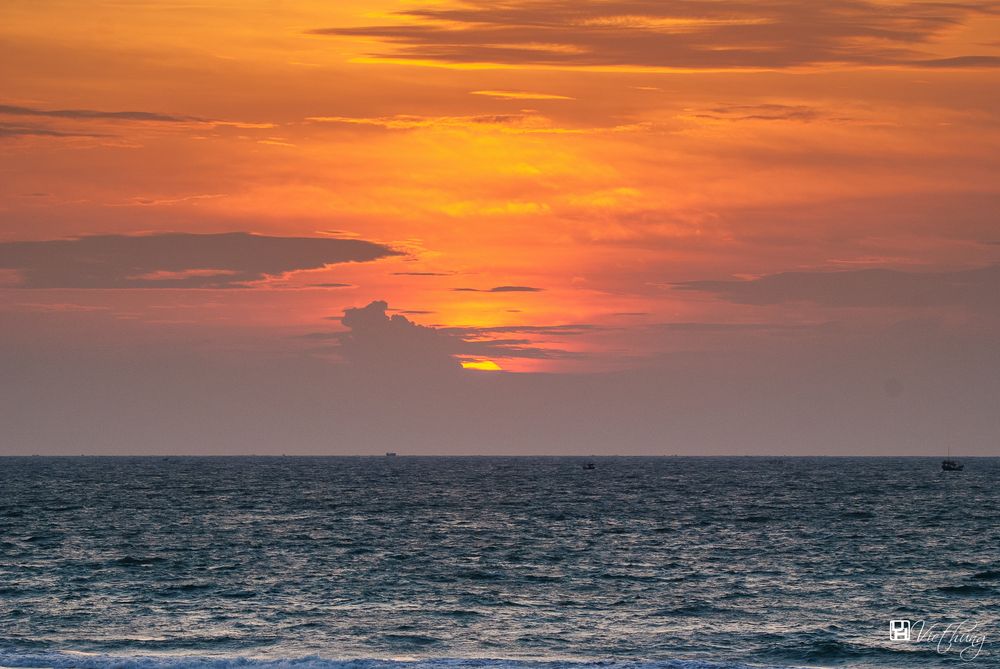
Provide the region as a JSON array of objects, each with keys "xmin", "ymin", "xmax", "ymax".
[
  {"xmin": 470, "ymin": 90, "xmax": 575, "ymax": 100},
  {"xmin": 0, "ymin": 233, "xmax": 400, "ymax": 289},
  {"xmin": 911, "ymin": 55, "xmax": 1000, "ymax": 68},
  {"xmin": 0, "ymin": 104, "xmax": 275, "ymax": 131},
  {"xmin": 691, "ymin": 103, "xmax": 827, "ymax": 122},
  {"xmin": 392, "ymin": 271, "xmax": 453, "ymax": 276},
  {"xmin": 306, "ymin": 113, "xmax": 637, "ymax": 134},
  {"xmin": 313, "ymin": 0, "xmax": 999, "ymax": 70},
  {"xmin": 0, "ymin": 123, "xmax": 109, "ymax": 138},
  {"xmin": 453, "ymin": 285, "xmax": 544, "ymax": 293},
  {"xmin": 0, "ymin": 104, "xmax": 202, "ymax": 123},
  {"xmin": 674, "ymin": 264, "xmax": 1000, "ymax": 309}
]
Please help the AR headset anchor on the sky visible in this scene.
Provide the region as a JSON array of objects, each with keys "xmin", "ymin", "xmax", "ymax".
[{"xmin": 1, "ymin": 0, "xmax": 999, "ymax": 455}]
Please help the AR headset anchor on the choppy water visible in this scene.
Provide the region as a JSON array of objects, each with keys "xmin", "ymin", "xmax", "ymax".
[{"xmin": 1, "ymin": 457, "xmax": 998, "ymax": 669}]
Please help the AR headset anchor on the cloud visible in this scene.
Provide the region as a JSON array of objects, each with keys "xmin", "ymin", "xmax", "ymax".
[
  {"xmin": 910, "ymin": 55, "xmax": 1000, "ymax": 68},
  {"xmin": 0, "ymin": 104, "xmax": 274, "ymax": 130},
  {"xmin": 470, "ymin": 90, "xmax": 575, "ymax": 100},
  {"xmin": 113, "ymin": 194, "xmax": 227, "ymax": 207},
  {"xmin": 653, "ymin": 321, "xmax": 822, "ymax": 332},
  {"xmin": 306, "ymin": 113, "xmax": 606, "ymax": 134},
  {"xmin": 439, "ymin": 323, "xmax": 596, "ymax": 337},
  {"xmin": 336, "ymin": 300, "xmax": 461, "ymax": 371},
  {"xmin": 330, "ymin": 301, "xmax": 577, "ymax": 372},
  {"xmin": 0, "ymin": 123, "xmax": 108, "ymax": 138},
  {"xmin": 392, "ymin": 271, "xmax": 453, "ymax": 276},
  {"xmin": 10, "ymin": 308, "xmax": 1000, "ymax": 455},
  {"xmin": 690, "ymin": 103, "xmax": 826, "ymax": 122},
  {"xmin": 453, "ymin": 285, "xmax": 544, "ymax": 292},
  {"xmin": 674, "ymin": 264, "xmax": 1000, "ymax": 309},
  {"xmin": 0, "ymin": 104, "xmax": 202, "ymax": 123},
  {"xmin": 0, "ymin": 232, "xmax": 400, "ymax": 289},
  {"xmin": 307, "ymin": 114, "xmax": 526, "ymax": 129},
  {"xmin": 306, "ymin": 113, "xmax": 650, "ymax": 136},
  {"xmin": 312, "ymin": 0, "xmax": 997, "ymax": 70}
]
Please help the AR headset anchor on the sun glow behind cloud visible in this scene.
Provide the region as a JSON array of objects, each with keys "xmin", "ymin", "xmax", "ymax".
[{"xmin": 461, "ymin": 360, "xmax": 503, "ymax": 371}]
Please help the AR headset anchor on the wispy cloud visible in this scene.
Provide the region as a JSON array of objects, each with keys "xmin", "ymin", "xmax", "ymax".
[
  {"xmin": 0, "ymin": 103, "xmax": 275, "ymax": 129},
  {"xmin": 0, "ymin": 123, "xmax": 109, "ymax": 138},
  {"xmin": 0, "ymin": 104, "xmax": 201, "ymax": 123},
  {"xmin": 392, "ymin": 271, "xmax": 453, "ymax": 277},
  {"xmin": 674, "ymin": 264, "xmax": 1000, "ymax": 309},
  {"xmin": 0, "ymin": 233, "xmax": 400, "ymax": 289},
  {"xmin": 910, "ymin": 55, "xmax": 1000, "ymax": 68},
  {"xmin": 689, "ymin": 103, "xmax": 827, "ymax": 122},
  {"xmin": 313, "ymin": 0, "xmax": 998, "ymax": 71},
  {"xmin": 439, "ymin": 323, "xmax": 596, "ymax": 337},
  {"xmin": 470, "ymin": 90, "xmax": 575, "ymax": 100},
  {"xmin": 453, "ymin": 285, "xmax": 544, "ymax": 293},
  {"xmin": 305, "ymin": 113, "xmax": 626, "ymax": 134}
]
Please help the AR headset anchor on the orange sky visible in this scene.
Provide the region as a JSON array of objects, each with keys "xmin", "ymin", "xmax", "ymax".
[{"xmin": 2, "ymin": 0, "xmax": 999, "ymax": 382}]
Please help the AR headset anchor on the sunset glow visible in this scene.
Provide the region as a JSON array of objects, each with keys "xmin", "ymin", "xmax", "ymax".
[{"xmin": 2, "ymin": 0, "xmax": 999, "ymax": 454}]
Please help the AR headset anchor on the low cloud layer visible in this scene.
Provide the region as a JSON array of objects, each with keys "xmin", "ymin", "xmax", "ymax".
[
  {"xmin": 0, "ymin": 104, "xmax": 202, "ymax": 123},
  {"xmin": 454, "ymin": 285, "xmax": 543, "ymax": 293},
  {"xmin": 675, "ymin": 264, "xmax": 1000, "ymax": 309},
  {"xmin": 0, "ymin": 233, "xmax": 399, "ymax": 288},
  {"xmin": 0, "ymin": 123, "xmax": 107, "ymax": 138},
  {"xmin": 6, "ymin": 311, "xmax": 1000, "ymax": 455},
  {"xmin": 0, "ymin": 104, "xmax": 273, "ymax": 135},
  {"xmin": 315, "ymin": 0, "xmax": 999, "ymax": 70},
  {"xmin": 692, "ymin": 104, "xmax": 826, "ymax": 122},
  {"xmin": 439, "ymin": 324, "xmax": 596, "ymax": 337},
  {"xmin": 331, "ymin": 301, "xmax": 575, "ymax": 371}
]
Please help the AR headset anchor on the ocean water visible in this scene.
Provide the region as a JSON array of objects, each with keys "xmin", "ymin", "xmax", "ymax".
[{"xmin": 1, "ymin": 456, "xmax": 997, "ymax": 669}]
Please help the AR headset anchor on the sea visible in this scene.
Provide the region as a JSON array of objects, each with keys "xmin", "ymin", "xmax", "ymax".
[{"xmin": 1, "ymin": 456, "xmax": 997, "ymax": 669}]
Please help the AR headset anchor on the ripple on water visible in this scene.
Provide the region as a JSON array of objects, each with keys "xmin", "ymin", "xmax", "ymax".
[{"xmin": 0, "ymin": 455, "xmax": 997, "ymax": 668}]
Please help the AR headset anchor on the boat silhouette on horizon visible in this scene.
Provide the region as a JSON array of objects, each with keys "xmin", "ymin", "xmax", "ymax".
[{"xmin": 941, "ymin": 443, "xmax": 963, "ymax": 471}]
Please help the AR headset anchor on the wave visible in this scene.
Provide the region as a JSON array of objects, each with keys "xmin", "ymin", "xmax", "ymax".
[
  {"xmin": 0, "ymin": 651, "xmax": 802, "ymax": 669},
  {"xmin": 936, "ymin": 583, "xmax": 994, "ymax": 596},
  {"xmin": 969, "ymin": 568, "xmax": 1000, "ymax": 581}
]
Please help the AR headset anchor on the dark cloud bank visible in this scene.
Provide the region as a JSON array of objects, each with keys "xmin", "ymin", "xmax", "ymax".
[
  {"xmin": 454, "ymin": 285, "xmax": 543, "ymax": 293},
  {"xmin": 314, "ymin": 0, "xmax": 1000, "ymax": 70},
  {"xmin": 676, "ymin": 264, "xmax": 1000, "ymax": 309},
  {"xmin": 0, "ymin": 232, "xmax": 399, "ymax": 288},
  {"xmin": 331, "ymin": 300, "xmax": 577, "ymax": 369}
]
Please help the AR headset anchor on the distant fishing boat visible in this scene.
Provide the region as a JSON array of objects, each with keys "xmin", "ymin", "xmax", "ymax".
[
  {"xmin": 386, "ymin": 452, "xmax": 397, "ymax": 457},
  {"xmin": 941, "ymin": 444, "xmax": 963, "ymax": 471},
  {"xmin": 582, "ymin": 462, "xmax": 596, "ymax": 470}
]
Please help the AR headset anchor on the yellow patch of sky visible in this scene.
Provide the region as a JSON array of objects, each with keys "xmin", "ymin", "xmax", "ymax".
[
  {"xmin": 348, "ymin": 56, "xmax": 782, "ymax": 74},
  {"xmin": 471, "ymin": 90, "xmax": 576, "ymax": 101},
  {"xmin": 461, "ymin": 360, "xmax": 503, "ymax": 371},
  {"xmin": 577, "ymin": 16, "xmax": 776, "ymax": 29}
]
